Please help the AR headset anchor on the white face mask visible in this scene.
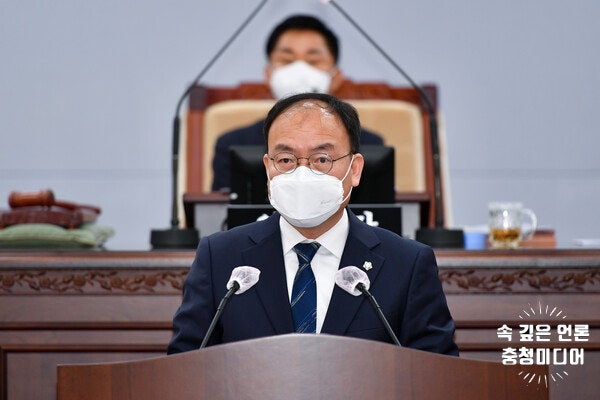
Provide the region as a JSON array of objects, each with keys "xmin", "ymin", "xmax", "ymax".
[
  {"xmin": 269, "ymin": 61, "xmax": 332, "ymax": 100},
  {"xmin": 268, "ymin": 159, "xmax": 353, "ymax": 228}
]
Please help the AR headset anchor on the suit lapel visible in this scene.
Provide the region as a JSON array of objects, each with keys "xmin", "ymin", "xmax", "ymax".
[
  {"xmin": 241, "ymin": 214, "xmax": 295, "ymax": 335},
  {"xmin": 321, "ymin": 211, "xmax": 385, "ymax": 336}
]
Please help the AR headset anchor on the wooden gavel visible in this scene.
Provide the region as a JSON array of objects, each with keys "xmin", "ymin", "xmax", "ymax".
[{"xmin": 8, "ymin": 189, "xmax": 101, "ymax": 215}]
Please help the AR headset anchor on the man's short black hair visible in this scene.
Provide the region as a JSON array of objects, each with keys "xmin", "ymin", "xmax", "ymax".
[
  {"xmin": 263, "ymin": 93, "xmax": 361, "ymax": 154},
  {"xmin": 265, "ymin": 15, "xmax": 340, "ymax": 63}
]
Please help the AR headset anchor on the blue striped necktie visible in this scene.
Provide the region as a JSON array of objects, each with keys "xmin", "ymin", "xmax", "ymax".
[{"xmin": 291, "ymin": 242, "xmax": 321, "ymax": 333}]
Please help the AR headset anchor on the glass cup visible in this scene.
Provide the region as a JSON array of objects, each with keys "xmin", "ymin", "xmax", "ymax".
[{"xmin": 488, "ymin": 202, "xmax": 538, "ymax": 249}]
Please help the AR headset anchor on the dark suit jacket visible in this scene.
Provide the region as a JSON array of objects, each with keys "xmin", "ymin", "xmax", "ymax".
[
  {"xmin": 211, "ymin": 119, "xmax": 384, "ymax": 191},
  {"xmin": 168, "ymin": 209, "xmax": 458, "ymax": 356}
]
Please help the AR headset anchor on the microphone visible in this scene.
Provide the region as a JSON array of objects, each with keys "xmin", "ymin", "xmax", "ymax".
[
  {"xmin": 335, "ymin": 266, "xmax": 401, "ymax": 346},
  {"xmin": 200, "ymin": 266, "xmax": 261, "ymax": 349},
  {"xmin": 323, "ymin": 0, "xmax": 464, "ymax": 248},
  {"xmin": 150, "ymin": 0, "xmax": 269, "ymax": 249}
]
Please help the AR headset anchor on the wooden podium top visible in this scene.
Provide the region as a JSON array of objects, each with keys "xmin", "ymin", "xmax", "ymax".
[{"xmin": 57, "ymin": 334, "xmax": 548, "ymax": 400}]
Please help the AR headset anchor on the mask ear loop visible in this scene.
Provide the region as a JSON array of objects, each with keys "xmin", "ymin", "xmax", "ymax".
[{"xmin": 339, "ymin": 154, "xmax": 355, "ymax": 204}]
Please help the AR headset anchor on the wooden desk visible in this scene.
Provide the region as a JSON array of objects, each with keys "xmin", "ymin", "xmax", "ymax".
[{"xmin": 1, "ymin": 249, "xmax": 598, "ymax": 399}]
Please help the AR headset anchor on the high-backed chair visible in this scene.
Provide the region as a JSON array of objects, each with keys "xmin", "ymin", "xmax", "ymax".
[{"xmin": 182, "ymin": 81, "xmax": 451, "ymax": 228}]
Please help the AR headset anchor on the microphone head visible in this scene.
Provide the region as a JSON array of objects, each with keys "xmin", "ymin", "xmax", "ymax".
[
  {"xmin": 227, "ymin": 266, "xmax": 261, "ymax": 294},
  {"xmin": 335, "ymin": 266, "xmax": 370, "ymax": 296}
]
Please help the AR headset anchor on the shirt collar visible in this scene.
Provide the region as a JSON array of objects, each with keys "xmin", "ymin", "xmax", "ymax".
[{"xmin": 279, "ymin": 209, "xmax": 349, "ymax": 258}]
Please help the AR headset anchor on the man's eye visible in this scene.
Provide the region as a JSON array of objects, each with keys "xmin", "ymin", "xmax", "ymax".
[
  {"xmin": 277, "ymin": 157, "xmax": 293, "ymax": 164},
  {"xmin": 312, "ymin": 155, "xmax": 329, "ymax": 164},
  {"xmin": 306, "ymin": 56, "xmax": 324, "ymax": 66}
]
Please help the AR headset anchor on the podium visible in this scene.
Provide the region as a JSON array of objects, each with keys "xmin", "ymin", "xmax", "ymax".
[{"xmin": 57, "ymin": 334, "xmax": 548, "ymax": 399}]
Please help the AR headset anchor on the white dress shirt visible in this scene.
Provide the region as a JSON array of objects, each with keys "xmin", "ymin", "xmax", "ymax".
[{"xmin": 279, "ymin": 209, "xmax": 350, "ymax": 333}]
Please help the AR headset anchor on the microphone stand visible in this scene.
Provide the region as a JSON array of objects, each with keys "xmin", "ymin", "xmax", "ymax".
[
  {"xmin": 149, "ymin": 108, "xmax": 200, "ymax": 249},
  {"xmin": 327, "ymin": 0, "xmax": 464, "ymax": 248},
  {"xmin": 356, "ymin": 283, "xmax": 401, "ymax": 346},
  {"xmin": 150, "ymin": 0, "xmax": 268, "ymax": 249},
  {"xmin": 200, "ymin": 281, "xmax": 240, "ymax": 349}
]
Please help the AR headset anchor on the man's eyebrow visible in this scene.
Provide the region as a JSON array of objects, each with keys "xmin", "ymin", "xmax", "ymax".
[
  {"xmin": 271, "ymin": 142, "xmax": 335, "ymax": 153},
  {"xmin": 313, "ymin": 143, "xmax": 335, "ymax": 152},
  {"xmin": 305, "ymin": 48, "xmax": 327, "ymax": 57},
  {"xmin": 273, "ymin": 46, "xmax": 327, "ymax": 57},
  {"xmin": 272, "ymin": 143, "xmax": 294, "ymax": 153},
  {"xmin": 273, "ymin": 46, "xmax": 295, "ymax": 55}
]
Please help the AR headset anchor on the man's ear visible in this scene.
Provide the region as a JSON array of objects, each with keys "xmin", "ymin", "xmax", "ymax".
[
  {"xmin": 350, "ymin": 153, "xmax": 364, "ymax": 188},
  {"xmin": 263, "ymin": 153, "xmax": 272, "ymax": 195}
]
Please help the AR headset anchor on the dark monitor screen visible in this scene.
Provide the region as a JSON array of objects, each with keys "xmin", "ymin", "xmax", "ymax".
[
  {"xmin": 229, "ymin": 145, "xmax": 395, "ymax": 205},
  {"xmin": 229, "ymin": 145, "xmax": 269, "ymax": 204}
]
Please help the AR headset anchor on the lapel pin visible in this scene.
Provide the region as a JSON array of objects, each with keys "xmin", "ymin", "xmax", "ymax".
[{"xmin": 362, "ymin": 261, "xmax": 373, "ymax": 271}]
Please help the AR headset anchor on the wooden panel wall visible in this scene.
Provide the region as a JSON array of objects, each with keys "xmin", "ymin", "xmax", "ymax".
[{"xmin": 0, "ymin": 250, "xmax": 598, "ymax": 399}]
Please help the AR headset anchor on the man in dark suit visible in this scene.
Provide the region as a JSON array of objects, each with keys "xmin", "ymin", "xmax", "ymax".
[
  {"xmin": 168, "ymin": 92, "xmax": 458, "ymax": 356},
  {"xmin": 211, "ymin": 15, "xmax": 383, "ymax": 191}
]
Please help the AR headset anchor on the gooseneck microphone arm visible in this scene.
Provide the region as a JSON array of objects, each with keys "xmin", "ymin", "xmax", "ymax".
[
  {"xmin": 200, "ymin": 281, "xmax": 240, "ymax": 349},
  {"xmin": 325, "ymin": 0, "xmax": 464, "ymax": 247},
  {"xmin": 170, "ymin": 0, "xmax": 269, "ymax": 228},
  {"xmin": 151, "ymin": 0, "xmax": 268, "ymax": 248},
  {"xmin": 326, "ymin": 0, "xmax": 441, "ymax": 228},
  {"xmin": 335, "ymin": 266, "xmax": 401, "ymax": 345},
  {"xmin": 326, "ymin": 1, "xmax": 434, "ymax": 111},
  {"xmin": 355, "ymin": 282, "xmax": 401, "ymax": 346},
  {"xmin": 199, "ymin": 266, "xmax": 261, "ymax": 349}
]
